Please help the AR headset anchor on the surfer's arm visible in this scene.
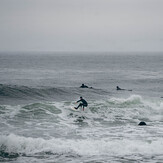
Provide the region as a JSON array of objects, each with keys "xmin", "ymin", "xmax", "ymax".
[{"xmin": 76, "ymin": 100, "xmax": 81, "ymax": 103}]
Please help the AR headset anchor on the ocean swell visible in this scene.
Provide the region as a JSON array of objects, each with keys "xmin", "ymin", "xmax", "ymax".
[
  {"xmin": 0, "ymin": 84, "xmax": 109, "ymax": 105},
  {"xmin": 0, "ymin": 84, "xmax": 68, "ymax": 99}
]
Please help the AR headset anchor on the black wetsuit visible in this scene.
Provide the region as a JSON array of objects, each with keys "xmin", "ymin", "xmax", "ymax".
[
  {"xmin": 76, "ymin": 99, "xmax": 88, "ymax": 109},
  {"xmin": 80, "ymin": 84, "xmax": 88, "ymax": 88},
  {"xmin": 116, "ymin": 86, "xmax": 125, "ymax": 90}
]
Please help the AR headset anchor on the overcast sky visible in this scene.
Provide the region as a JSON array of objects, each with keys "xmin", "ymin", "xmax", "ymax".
[{"xmin": 0, "ymin": 0, "xmax": 163, "ymax": 52}]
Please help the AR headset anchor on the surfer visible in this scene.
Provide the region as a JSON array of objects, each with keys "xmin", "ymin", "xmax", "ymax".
[
  {"xmin": 116, "ymin": 86, "xmax": 125, "ymax": 90},
  {"xmin": 80, "ymin": 84, "xmax": 88, "ymax": 88},
  {"xmin": 80, "ymin": 83, "xmax": 94, "ymax": 89},
  {"xmin": 75, "ymin": 96, "xmax": 88, "ymax": 111},
  {"xmin": 116, "ymin": 86, "xmax": 132, "ymax": 91}
]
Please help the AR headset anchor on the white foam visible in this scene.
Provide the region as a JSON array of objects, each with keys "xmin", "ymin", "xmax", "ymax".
[
  {"xmin": 109, "ymin": 95, "xmax": 143, "ymax": 105},
  {"xmin": 1, "ymin": 134, "xmax": 163, "ymax": 157}
]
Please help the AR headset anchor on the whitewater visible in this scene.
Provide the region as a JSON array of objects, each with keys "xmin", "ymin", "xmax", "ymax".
[{"xmin": 0, "ymin": 52, "xmax": 163, "ymax": 163}]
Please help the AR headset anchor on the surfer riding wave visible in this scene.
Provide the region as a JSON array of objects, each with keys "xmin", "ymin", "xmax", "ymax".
[{"xmin": 75, "ymin": 97, "xmax": 88, "ymax": 111}]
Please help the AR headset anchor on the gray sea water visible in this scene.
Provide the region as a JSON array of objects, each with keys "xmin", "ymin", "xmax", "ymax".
[{"xmin": 0, "ymin": 52, "xmax": 163, "ymax": 163}]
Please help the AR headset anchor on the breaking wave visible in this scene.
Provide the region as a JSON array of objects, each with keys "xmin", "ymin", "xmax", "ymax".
[
  {"xmin": 1, "ymin": 95, "xmax": 163, "ymax": 127},
  {"xmin": 1, "ymin": 95, "xmax": 163, "ymax": 162},
  {"xmin": 1, "ymin": 134, "xmax": 163, "ymax": 159}
]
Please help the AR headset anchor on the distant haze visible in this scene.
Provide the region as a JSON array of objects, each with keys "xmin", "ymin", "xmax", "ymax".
[{"xmin": 0, "ymin": 0, "xmax": 163, "ymax": 52}]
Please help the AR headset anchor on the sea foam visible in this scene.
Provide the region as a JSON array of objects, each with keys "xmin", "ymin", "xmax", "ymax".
[{"xmin": 1, "ymin": 134, "xmax": 163, "ymax": 157}]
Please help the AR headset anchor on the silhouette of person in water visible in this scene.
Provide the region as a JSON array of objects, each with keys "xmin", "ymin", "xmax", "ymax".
[
  {"xmin": 116, "ymin": 86, "xmax": 132, "ymax": 91},
  {"xmin": 75, "ymin": 96, "xmax": 88, "ymax": 111},
  {"xmin": 116, "ymin": 86, "xmax": 125, "ymax": 90},
  {"xmin": 80, "ymin": 84, "xmax": 88, "ymax": 88}
]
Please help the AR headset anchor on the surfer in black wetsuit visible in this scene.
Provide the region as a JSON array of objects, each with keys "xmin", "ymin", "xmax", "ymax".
[
  {"xmin": 116, "ymin": 86, "xmax": 125, "ymax": 90},
  {"xmin": 116, "ymin": 86, "xmax": 132, "ymax": 91},
  {"xmin": 80, "ymin": 84, "xmax": 88, "ymax": 88},
  {"xmin": 75, "ymin": 96, "xmax": 88, "ymax": 111}
]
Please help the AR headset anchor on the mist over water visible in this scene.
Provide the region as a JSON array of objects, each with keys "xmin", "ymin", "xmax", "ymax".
[{"xmin": 0, "ymin": 52, "xmax": 163, "ymax": 162}]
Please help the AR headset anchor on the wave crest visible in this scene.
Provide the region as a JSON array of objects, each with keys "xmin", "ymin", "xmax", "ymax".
[
  {"xmin": 109, "ymin": 95, "xmax": 143, "ymax": 106},
  {"xmin": 0, "ymin": 84, "xmax": 68, "ymax": 100},
  {"xmin": 1, "ymin": 134, "xmax": 163, "ymax": 158}
]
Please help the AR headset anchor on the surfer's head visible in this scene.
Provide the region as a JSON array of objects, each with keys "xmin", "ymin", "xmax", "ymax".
[{"xmin": 80, "ymin": 96, "xmax": 82, "ymax": 99}]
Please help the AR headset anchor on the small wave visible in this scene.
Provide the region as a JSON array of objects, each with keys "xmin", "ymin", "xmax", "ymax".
[
  {"xmin": 0, "ymin": 84, "xmax": 108, "ymax": 104},
  {"xmin": 0, "ymin": 84, "xmax": 71, "ymax": 102},
  {"xmin": 23, "ymin": 103, "xmax": 62, "ymax": 115},
  {"xmin": 1, "ymin": 134, "xmax": 163, "ymax": 159},
  {"xmin": 87, "ymin": 95, "xmax": 163, "ymax": 123},
  {"xmin": 1, "ymin": 95, "xmax": 162, "ymax": 126},
  {"xmin": 88, "ymin": 95, "xmax": 143, "ymax": 116},
  {"xmin": 109, "ymin": 95, "xmax": 143, "ymax": 107},
  {"xmin": 0, "ymin": 103, "xmax": 62, "ymax": 123}
]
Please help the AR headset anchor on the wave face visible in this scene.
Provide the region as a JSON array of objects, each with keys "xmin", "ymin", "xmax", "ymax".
[
  {"xmin": 0, "ymin": 84, "xmax": 109, "ymax": 103},
  {"xmin": 0, "ymin": 84, "xmax": 70, "ymax": 100},
  {"xmin": 1, "ymin": 95, "xmax": 163, "ymax": 162}
]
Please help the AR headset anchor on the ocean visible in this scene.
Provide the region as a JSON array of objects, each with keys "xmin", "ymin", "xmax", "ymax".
[{"xmin": 0, "ymin": 52, "xmax": 163, "ymax": 163}]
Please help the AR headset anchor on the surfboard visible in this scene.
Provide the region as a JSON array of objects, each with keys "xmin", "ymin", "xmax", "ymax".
[{"xmin": 71, "ymin": 107, "xmax": 80, "ymax": 112}]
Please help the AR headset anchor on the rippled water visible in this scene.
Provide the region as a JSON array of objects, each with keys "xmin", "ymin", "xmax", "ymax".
[{"xmin": 0, "ymin": 52, "xmax": 163, "ymax": 162}]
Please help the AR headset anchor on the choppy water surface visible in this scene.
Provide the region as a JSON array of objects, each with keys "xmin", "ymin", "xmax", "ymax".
[{"xmin": 0, "ymin": 52, "xmax": 163, "ymax": 162}]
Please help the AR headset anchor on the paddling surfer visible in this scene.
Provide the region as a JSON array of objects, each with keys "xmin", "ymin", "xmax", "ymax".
[{"xmin": 116, "ymin": 86, "xmax": 132, "ymax": 91}]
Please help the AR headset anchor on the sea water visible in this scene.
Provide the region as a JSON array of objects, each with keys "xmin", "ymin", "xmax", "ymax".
[{"xmin": 0, "ymin": 52, "xmax": 163, "ymax": 163}]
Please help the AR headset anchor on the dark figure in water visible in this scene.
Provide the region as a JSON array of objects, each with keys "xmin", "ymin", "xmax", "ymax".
[
  {"xmin": 116, "ymin": 86, "xmax": 125, "ymax": 90},
  {"xmin": 75, "ymin": 96, "xmax": 88, "ymax": 111},
  {"xmin": 116, "ymin": 86, "xmax": 132, "ymax": 91},
  {"xmin": 138, "ymin": 121, "xmax": 146, "ymax": 126},
  {"xmin": 80, "ymin": 84, "xmax": 88, "ymax": 88}
]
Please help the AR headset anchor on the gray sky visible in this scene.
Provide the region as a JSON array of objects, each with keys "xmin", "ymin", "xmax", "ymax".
[{"xmin": 0, "ymin": 0, "xmax": 163, "ymax": 52}]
